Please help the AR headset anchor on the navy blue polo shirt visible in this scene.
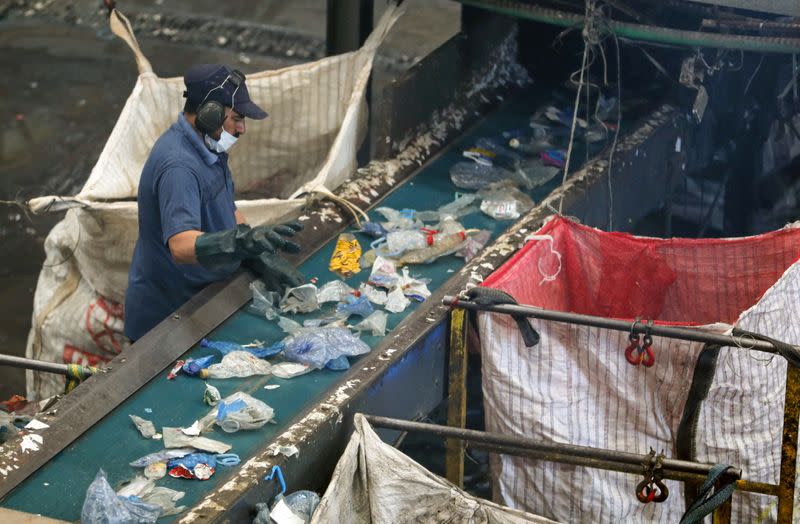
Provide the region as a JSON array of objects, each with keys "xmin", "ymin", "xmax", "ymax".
[{"xmin": 124, "ymin": 113, "xmax": 239, "ymax": 340}]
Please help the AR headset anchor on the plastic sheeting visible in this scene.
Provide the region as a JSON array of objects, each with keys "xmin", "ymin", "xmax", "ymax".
[
  {"xmin": 311, "ymin": 414, "xmax": 555, "ymax": 523},
  {"xmin": 478, "ymin": 216, "xmax": 800, "ymax": 523},
  {"xmin": 24, "ymin": 5, "xmax": 404, "ymax": 399}
]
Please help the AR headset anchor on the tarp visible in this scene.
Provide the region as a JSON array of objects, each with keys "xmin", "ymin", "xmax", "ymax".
[
  {"xmin": 478, "ymin": 216, "xmax": 800, "ymax": 522},
  {"xmin": 311, "ymin": 414, "xmax": 557, "ymax": 523},
  {"xmin": 24, "ymin": 6, "xmax": 403, "ymax": 399}
]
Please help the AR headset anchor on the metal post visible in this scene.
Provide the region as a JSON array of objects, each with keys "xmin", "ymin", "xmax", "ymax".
[
  {"xmin": 442, "ymin": 296, "xmax": 799, "ymax": 356},
  {"xmin": 0, "ymin": 354, "xmax": 75, "ymax": 376},
  {"xmin": 777, "ymin": 365, "xmax": 800, "ymax": 523},
  {"xmin": 446, "ymin": 308, "xmax": 469, "ymax": 487}
]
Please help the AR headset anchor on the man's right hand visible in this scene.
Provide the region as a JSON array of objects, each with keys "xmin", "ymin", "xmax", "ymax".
[
  {"xmin": 194, "ymin": 221, "xmax": 304, "ymax": 270},
  {"xmin": 243, "ymin": 251, "xmax": 305, "ymax": 293}
]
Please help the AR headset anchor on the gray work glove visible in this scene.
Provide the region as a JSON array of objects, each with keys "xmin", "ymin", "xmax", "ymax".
[{"xmin": 194, "ymin": 221, "xmax": 303, "ymax": 270}]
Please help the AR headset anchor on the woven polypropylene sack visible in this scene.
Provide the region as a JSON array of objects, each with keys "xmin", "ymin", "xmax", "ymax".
[{"xmin": 478, "ymin": 216, "xmax": 800, "ymax": 522}]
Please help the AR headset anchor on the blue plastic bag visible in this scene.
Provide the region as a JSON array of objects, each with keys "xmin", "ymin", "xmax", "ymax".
[
  {"xmin": 167, "ymin": 453, "xmax": 217, "ymax": 470},
  {"xmin": 335, "ymin": 295, "xmax": 374, "ymax": 319},
  {"xmin": 182, "ymin": 355, "xmax": 216, "ymax": 376},
  {"xmin": 325, "ymin": 355, "xmax": 350, "ymax": 371},
  {"xmin": 201, "ymin": 339, "xmax": 283, "ymax": 359},
  {"xmin": 283, "ymin": 327, "xmax": 370, "ymax": 369}
]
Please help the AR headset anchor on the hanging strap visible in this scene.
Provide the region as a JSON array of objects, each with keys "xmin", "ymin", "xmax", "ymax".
[
  {"xmin": 463, "ymin": 287, "xmax": 540, "ymax": 348},
  {"xmin": 679, "ymin": 464, "xmax": 737, "ymax": 524},
  {"xmin": 108, "ymin": 8, "xmax": 153, "ymax": 75}
]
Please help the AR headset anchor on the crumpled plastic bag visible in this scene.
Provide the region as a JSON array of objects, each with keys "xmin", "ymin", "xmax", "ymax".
[
  {"xmin": 335, "ymin": 295, "xmax": 374, "ymax": 319},
  {"xmin": 359, "ymin": 283, "xmax": 388, "ymax": 305},
  {"xmin": 199, "ymin": 392, "xmax": 274, "ymax": 433},
  {"xmin": 248, "ymin": 280, "xmax": 281, "ymax": 320},
  {"xmin": 278, "ymin": 316, "xmax": 303, "ymax": 335},
  {"xmin": 368, "ymin": 256, "xmax": 399, "ymax": 289},
  {"xmin": 397, "ymin": 267, "xmax": 431, "ymax": 302},
  {"xmin": 200, "ymin": 338, "xmax": 283, "ymax": 359},
  {"xmin": 375, "ymin": 207, "xmax": 419, "ymax": 231},
  {"xmin": 139, "ymin": 487, "xmax": 186, "ymax": 518},
  {"xmin": 316, "ymin": 280, "xmax": 355, "ymax": 303},
  {"xmin": 271, "ymin": 362, "xmax": 312, "ymax": 379},
  {"xmin": 478, "ymin": 183, "xmax": 534, "ymax": 220},
  {"xmin": 353, "ymin": 310, "xmax": 388, "ymax": 337},
  {"xmin": 129, "ymin": 415, "xmax": 157, "ymax": 439},
  {"xmin": 282, "ymin": 327, "xmax": 370, "ymax": 369},
  {"xmin": 130, "ymin": 448, "xmax": 194, "ymax": 468},
  {"xmin": 205, "ymin": 351, "xmax": 272, "ymax": 379},
  {"xmin": 456, "ymin": 229, "xmax": 491, "ymax": 261},
  {"xmin": 115, "ymin": 475, "xmax": 186, "ymax": 517},
  {"xmin": 385, "ymin": 287, "xmax": 411, "ymax": 313},
  {"xmin": 81, "ymin": 470, "xmax": 161, "ymax": 524},
  {"xmin": 266, "ymin": 490, "xmax": 321, "ymax": 523},
  {"xmin": 279, "ymin": 284, "xmax": 320, "ymax": 314}
]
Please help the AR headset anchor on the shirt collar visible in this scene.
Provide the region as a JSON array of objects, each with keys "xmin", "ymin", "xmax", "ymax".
[{"xmin": 177, "ymin": 113, "xmax": 220, "ymax": 166}]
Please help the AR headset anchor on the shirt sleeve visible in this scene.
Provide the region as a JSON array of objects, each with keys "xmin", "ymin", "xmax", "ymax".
[{"xmin": 157, "ymin": 167, "xmax": 203, "ymax": 245}]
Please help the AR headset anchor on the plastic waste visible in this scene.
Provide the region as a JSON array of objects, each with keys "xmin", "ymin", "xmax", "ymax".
[
  {"xmin": 139, "ymin": 487, "xmax": 186, "ymax": 518},
  {"xmin": 359, "ymin": 283, "xmax": 388, "ymax": 305},
  {"xmin": 517, "ymin": 161, "xmax": 560, "ymax": 189},
  {"xmin": 328, "ymin": 233, "xmax": 362, "ymax": 278},
  {"xmin": 325, "ymin": 355, "xmax": 351, "ymax": 370},
  {"xmin": 541, "ymin": 148, "xmax": 566, "ymax": 168},
  {"xmin": 130, "ymin": 448, "xmax": 194, "ymax": 468},
  {"xmin": 385, "ymin": 287, "xmax": 411, "ymax": 313},
  {"xmin": 385, "ymin": 230, "xmax": 427, "ymax": 255},
  {"xmin": 116, "ymin": 476, "xmax": 153, "ymax": 499},
  {"xmin": 205, "ymin": 351, "xmax": 272, "ymax": 379},
  {"xmin": 204, "ymin": 383, "xmax": 221, "ymax": 406},
  {"xmin": 357, "ymin": 221, "xmax": 388, "ymax": 238},
  {"xmin": 335, "ymin": 295, "xmax": 374, "ymax": 319},
  {"xmin": 359, "ymin": 248, "xmax": 377, "ymax": 269},
  {"xmin": 478, "ymin": 183, "xmax": 535, "ymax": 220},
  {"xmin": 248, "ymin": 280, "xmax": 281, "ymax": 320},
  {"xmin": 316, "ymin": 280, "xmax": 355, "ymax": 304},
  {"xmin": 269, "ymin": 490, "xmax": 320, "ymax": 523},
  {"xmin": 398, "ymin": 267, "xmax": 431, "ymax": 302},
  {"xmin": 167, "ymin": 452, "xmax": 217, "ymax": 479},
  {"xmin": 434, "ymin": 192, "xmax": 480, "ymax": 220},
  {"xmin": 271, "ymin": 362, "xmax": 312, "ymax": 379},
  {"xmin": 200, "ymin": 338, "xmax": 283, "ymax": 359},
  {"xmin": 282, "ymin": 327, "xmax": 370, "ymax": 369},
  {"xmin": 375, "ymin": 207, "xmax": 419, "ymax": 231},
  {"xmin": 278, "ymin": 316, "xmax": 303, "ymax": 335},
  {"xmin": 457, "ymin": 229, "xmax": 492, "ymax": 261},
  {"xmin": 161, "ymin": 428, "xmax": 231, "ymax": 454},
  {"xmin": 353, "ymin": 310, "xmax": 388, "ymax": 337},
  {"xmin": 129, "ymin": 415, "xmax": 156, "ymax": 439},
  {"xmin": 144, "ymin": 462, "xmax": 166, "ymax": 480},
  {"xmin": 449, "ymin": 161, "xmax": 516, "ymax": 190},
  {"xmin": 81, "ymin": 470, "xmax": 161, "ymax": 524},
  {"xmin": 182, "ymin": 355, "xmax": 216, "ymax": 376},
  {"xmin": 368, "ymin": 256, "xmax": 400, "ymax": 289},
  {"xmin": 199, "ymin": 392, "xmax": 275, "ymax": 433},
  {"xmin": 279, "ymin": 284, "xmax": 320, "ymax": 314},
  {"xmin": 396, "ymin": 231, "xmax": 472, "ymax": 265}
]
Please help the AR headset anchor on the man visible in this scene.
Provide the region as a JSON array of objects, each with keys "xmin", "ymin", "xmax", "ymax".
[{"xmin": 124, "ymin": 64, "xmax": 303, "ymax": 341}]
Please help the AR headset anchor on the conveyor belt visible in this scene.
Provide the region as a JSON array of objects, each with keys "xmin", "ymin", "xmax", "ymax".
[{"xmin": 1, "ymin": 89, "xmax": 582, "ymax": 521}]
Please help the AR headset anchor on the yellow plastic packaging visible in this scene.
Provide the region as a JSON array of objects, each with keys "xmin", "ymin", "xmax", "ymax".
[{"xmin": 329, "ymin": 233, "xmax": 362, "ymax": 277}]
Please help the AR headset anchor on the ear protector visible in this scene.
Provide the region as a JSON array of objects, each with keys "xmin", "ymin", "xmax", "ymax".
[{"xmin": 194, "ymin": 69, "xmax": 245, "ymax": 136}]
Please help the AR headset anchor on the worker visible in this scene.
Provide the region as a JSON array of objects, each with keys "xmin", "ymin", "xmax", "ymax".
[{"xmin": 124, "ymin": 64, "xmax": 303, "ymax": 341}]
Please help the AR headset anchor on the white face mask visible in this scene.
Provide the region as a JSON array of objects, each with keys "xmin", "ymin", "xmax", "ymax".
[{"xmin": 204, "ymin": 130, "xmax": 239, "ymax": 153}]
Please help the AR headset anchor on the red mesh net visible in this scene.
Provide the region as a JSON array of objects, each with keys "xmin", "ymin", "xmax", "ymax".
[{"xmin": 483, "ymin": 217, "xmax": 800, "ymax": 325}]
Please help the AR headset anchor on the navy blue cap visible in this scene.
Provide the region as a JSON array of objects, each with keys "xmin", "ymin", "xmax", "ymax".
[{"xmin": 183, "ymin": 64, "xmax": 267, "ymax": 120}]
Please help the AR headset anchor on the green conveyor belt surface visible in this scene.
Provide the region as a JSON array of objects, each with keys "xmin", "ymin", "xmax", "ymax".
[{"xmin": 2, "ymin": 91, "xmax": 594, "ymax": 521}]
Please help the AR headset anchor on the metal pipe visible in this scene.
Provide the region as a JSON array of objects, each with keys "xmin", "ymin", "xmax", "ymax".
[
  {"xmin": 363, "ymin": 415, "xmax": 742, "ymax": 480},
  {"xmin": 457, "ymin": 0, "xmax": 800, "ymax": 53},
  {"xmin": 441, "ymin": 296, "xmax": 797, "ymax": 356},
  {"xmin": 0, "ymin": 354, "xmax": 77, "ymax": 376}
]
